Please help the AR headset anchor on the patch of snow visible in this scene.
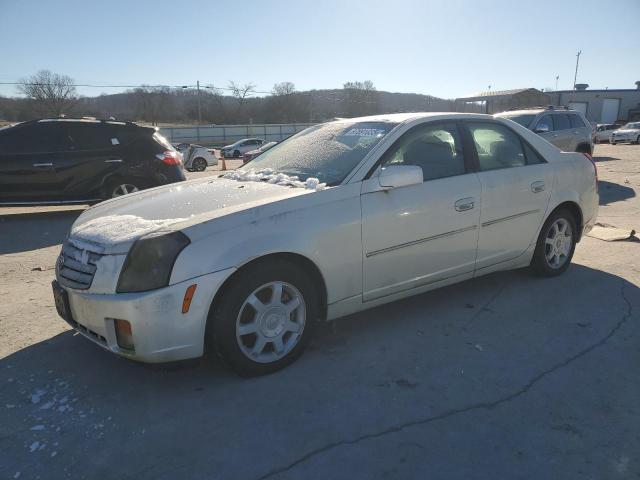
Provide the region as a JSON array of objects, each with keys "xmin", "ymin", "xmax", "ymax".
[
  {"xmin": 14, "ymin": 472, "xmax": 20, "ymax": 479},
  {"xmin": 30, "ymin": 389, "xmax": 46, "ymax": 404},
  {"xmin": 223, "ymin": 169, "xmax": 326, "ymax": 191},
  {"xmin": 29, "ymin": 441, "xmax": 40, "ymax": 452},
  {"xmin": 6, "ymin": 404, "xmax": 15, "ymax": 408},
  {"xmin": 72, "ymin": 215, "xmax": 187, "ymax": 245},
  {"xmin": 30, "ymin": 425, "xmax": 45, "ymax": 431},
  {"xmin": 40, "ymin": 401, "xmax": 55, "ymax": 410},
  {"xmin": 51, "ymin": 451, "xmax": 57, "ymax": 458}
]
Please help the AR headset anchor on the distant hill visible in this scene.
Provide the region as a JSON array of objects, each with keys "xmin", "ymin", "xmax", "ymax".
[{"xmin": 0, "ymin": 88, "xmax": 454, "ymax": 125}]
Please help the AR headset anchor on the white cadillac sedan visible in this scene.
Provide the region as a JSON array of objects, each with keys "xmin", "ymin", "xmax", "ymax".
[{"xmin": 52, "ymin": 113, "xmax": 598, "ymax": 376}]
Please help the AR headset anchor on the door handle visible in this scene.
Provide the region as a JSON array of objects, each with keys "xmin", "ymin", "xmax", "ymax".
[
  {"xmin": 104, "ymin": 158, "xmax": 123, "ymax": 163},
  {"xmin": 454, "ymin": 197, "xmax": 475, "ymax": 212},
  {"xmin": 531, "ymin": 181, "xmax": 545, "ymax": 193},
  {"xmin": 32, "ymin": 163, "xmax": 53, "ymax": 167}
]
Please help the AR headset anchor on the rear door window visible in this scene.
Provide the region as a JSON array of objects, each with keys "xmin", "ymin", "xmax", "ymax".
[
  {"xmin": 569, "ymin": 115, "xmax": 585, "ymax": 128},
  {"xmin": 554, "ymin": 114, "xmax": 571, "ymax": 131},
  {"xmin": 467, "ymin": 122, "xmax": 527, "ymax": 171},
  {"xmin": 64, "ymin": 124, "xmax": 114, "ymax": 151}
]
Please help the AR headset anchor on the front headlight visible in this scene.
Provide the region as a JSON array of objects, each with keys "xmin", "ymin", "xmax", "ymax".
[{"xmin": 116, "ymin": 231, "xmax": 190, "ymax": 293}]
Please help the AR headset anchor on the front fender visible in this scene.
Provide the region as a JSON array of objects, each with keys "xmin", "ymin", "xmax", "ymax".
[{"xmin": 170, "ymin": 184, "xmax": 363, "ymax": 305}]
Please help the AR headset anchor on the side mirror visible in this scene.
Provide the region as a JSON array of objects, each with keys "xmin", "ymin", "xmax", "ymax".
[
  {"xmin": 378, "ymin": 165, "xmax": 423, "ymax": 190},
  {"xmin": 534, "ymin": 123, "xmax": 550, "ymax": 134}
]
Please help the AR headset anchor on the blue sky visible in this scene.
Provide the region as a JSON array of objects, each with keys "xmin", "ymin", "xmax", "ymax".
[{"xmin": 1, "ymin": 0, "xmax": 639, "ymax": 99}]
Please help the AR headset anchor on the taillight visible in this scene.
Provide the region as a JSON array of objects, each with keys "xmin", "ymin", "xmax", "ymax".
[
  {"xmin": 583, "ymin": 152, "xmax": 598, "ymax": 187},
  {"xmin": 156, "ymin": 151, "xmax": 182, "ymax": 166}
]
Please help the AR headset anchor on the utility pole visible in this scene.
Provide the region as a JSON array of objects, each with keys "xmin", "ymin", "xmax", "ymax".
[
  {"xmin": 196, "ymin": 80, "xmax": 202, "ymax": 125},
  {"xmin": 555, "ymin": 75, "xmax": 559, "ymax": 91},
  {"xmin": 573, "ymin": 51, "xmax": 582, "ymax": 90}
]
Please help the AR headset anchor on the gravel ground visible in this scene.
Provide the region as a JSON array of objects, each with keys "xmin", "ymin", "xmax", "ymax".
[{"xmin": 0, "ymin": 145, "xmax": 638, "ymax": 479}]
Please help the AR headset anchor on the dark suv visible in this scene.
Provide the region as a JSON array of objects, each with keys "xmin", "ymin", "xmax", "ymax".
[{"xmin": 0, "ymin": 118, "xmax": 186, "ymax": 205}]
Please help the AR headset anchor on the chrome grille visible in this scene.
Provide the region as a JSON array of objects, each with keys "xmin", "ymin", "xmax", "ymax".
[{"xmin": 56, "ymin": 241, "xmax": 103, "ymax": 290}]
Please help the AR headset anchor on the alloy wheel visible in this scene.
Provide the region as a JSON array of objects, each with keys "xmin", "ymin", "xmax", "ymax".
[
  {"xmin": 112, "ymin": 184, "xmax": 139, "ymax": 197},
  {"xmin": 544, "ymin": 218, "xmax": 573, "ymax": 269},
  {"xmin": 235, "ymin": 281, "xmax": 306, "ymax": 364}
]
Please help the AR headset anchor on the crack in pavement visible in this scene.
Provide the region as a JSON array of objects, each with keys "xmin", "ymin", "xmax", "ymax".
[{"xmin": 256, "ymin": 281, "xmax": 635, "ymax": 480}]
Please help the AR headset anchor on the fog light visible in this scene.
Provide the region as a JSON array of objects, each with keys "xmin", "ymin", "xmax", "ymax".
[{"xmin": 114, "ymin": 319, "xmax": 134, "ymax": 351}]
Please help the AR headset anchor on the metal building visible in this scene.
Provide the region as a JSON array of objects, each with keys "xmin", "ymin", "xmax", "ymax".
[{"xmin": 548, "ymin": 82, "xmax": 640, "ymax": 124}]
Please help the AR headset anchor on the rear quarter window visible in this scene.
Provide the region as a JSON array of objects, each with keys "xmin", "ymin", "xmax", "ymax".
[{"xmin": 64, "ymin": 124, "xmax": 115, "ymax": 150}]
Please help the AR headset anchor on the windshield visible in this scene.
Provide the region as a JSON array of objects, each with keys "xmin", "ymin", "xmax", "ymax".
[
  {"xmin": 623, "ymin": 122, "xmax": 640, "ymax": 129},
  {"xmin": 496, "ymin": 113, "xmax": 537, "ymax": 128},
  {"xmin": 240, "ymin": 121, "xmax": 397, "ymax": 185}
]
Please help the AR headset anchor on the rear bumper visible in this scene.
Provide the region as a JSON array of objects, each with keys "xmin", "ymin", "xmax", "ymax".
[{"xmin": 58, "ymin": 267, "xmax": 235, "ymax": 363}]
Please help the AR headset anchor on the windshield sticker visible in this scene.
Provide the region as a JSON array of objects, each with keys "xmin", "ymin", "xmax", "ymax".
[{"xmin": 344, "ymin": 128, "xmax": 386, "ymax": 137}]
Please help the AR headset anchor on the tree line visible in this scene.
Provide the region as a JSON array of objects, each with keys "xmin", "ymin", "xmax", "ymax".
[{"xmin": 0, "ymin": 70, "xmax": 454, "ymax": 125}]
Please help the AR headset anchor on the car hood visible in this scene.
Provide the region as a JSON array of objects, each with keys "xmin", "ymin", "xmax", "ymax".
[{"xmin": 69, "ymin": 176, "xmax": 312, "ymax": 254}]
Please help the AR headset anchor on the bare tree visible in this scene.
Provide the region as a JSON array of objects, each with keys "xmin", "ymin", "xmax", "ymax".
[
  {"xmin": 18, "ymin": 70, "xmax": 77, "ymax": 117},
  {"xmin": 343, "ymin": 80, "xmax": 378, "ymax": 116},
  {"xmin": 228, "ymin": 81, "xmax": 256, "ymax": 111},
  {"xmin": 343, "ymin": 80, "xmax": 375, "ymax": 91},
  {"xmin": 272, "ymin": 82, "xmax": 295, "ymax": 96}
]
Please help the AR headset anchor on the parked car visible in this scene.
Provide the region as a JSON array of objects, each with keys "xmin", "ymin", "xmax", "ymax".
[
  {"xmin": 242, "ymin": 141, "xmax": 277, "ymax": 164},
  {"xmin": 172, "ymin": 142, "xmax": 192, "ymax": 153},
  {"xmin": 494, "ymin": 106, "xmax": 593, "ymax": 154},
  {"xmin": 184, "ymin": 145, "xmax": 218, "ymax": 171},
  {"xmin": 610, "ymin": 122, "xmax": 640, "ymax": 145},
  {"xmin": 220, "ymin": 138, "xmax": 265, "ymax": 158},
  {"xmin": 52, "ymin": 112, "xmax": 598, "ymax": 376},
  {"xmin": 594, "ymin": 124, "xmax": 620, "ymax": 143},
  {"xmin": 0, "ymin": 118, "xmax": 185, "ymax": 205}
]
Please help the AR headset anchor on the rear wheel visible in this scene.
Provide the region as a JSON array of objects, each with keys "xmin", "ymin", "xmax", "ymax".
[
  {"xmin": 530, "ymin": 209, "xmax": 577, "ymax": 276},
  {"xmin": 208, "ymin": 259, "xmax": 319, "ymax": 377},
  {"xmin": 233, "ymin": 149, "xmax": 240, "ymax": 158},
  {"xmin": 635, "ymin": 135, "xmax": 640, "ymax": 145},
  {"xmin": 104, "ymin": 179, "xmax": 141, "ymax": 199},
  {"xmin": 192, "ymin": 157, "xmax": 207, "ymax": 171}
]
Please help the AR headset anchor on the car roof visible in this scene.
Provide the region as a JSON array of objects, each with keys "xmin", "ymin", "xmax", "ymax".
[
  {"xmin": 329, "ymin": 112, "xmax": 494, "ymax": 125},
  {"xmin": 496, "ymin": 108, "xmax": 581, "ymax": 116}
]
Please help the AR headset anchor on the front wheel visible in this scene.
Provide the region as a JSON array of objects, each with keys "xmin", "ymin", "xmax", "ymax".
[
  {"xmin": 207, "ymin": 259, "xmax": 319, "ymax": 377},
  {"xmin": 233, "ymin": 150, "xmax": 240, "ymax": 158},
  {"xmin": 530, "ymin": 209, "xmax": 577, "ymax": 276}
]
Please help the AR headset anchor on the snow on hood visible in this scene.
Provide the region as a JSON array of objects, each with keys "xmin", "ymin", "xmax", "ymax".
[
  {"xmin": 223, "ymin": 168, "xmax": 326, "ymax": 191},
  {"xmin": 69, "ymin": 176, "xmax": 313, "ymax": 254},
  {"xmin": 72, "ymin": 215, "xmax": 188, "ymax": 246}
]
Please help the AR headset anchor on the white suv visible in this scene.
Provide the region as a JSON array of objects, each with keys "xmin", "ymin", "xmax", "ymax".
[{"xmin": 220, "ymin": 138, "xmax": 265, "ymax": 158}]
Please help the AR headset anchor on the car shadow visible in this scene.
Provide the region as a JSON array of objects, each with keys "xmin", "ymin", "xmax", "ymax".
[
  {"xmin": 598, "ymin": 180, "xmax": 636, "ymax": 205},
  {"xmin": 1, "ymin": 264, "xmax": 638, "ymax": 478},
  {"xmin": 0, "ymin": 209, "xmax": 83, "ymax": 254},
  {"xmin": 592, "ymin": 155, "xmax": 618, "ymax": 162}
]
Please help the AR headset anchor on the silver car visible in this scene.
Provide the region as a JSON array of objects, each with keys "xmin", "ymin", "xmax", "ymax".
[{"xmin": 495, "ymin": 107, "xmax": 593, "ymax": 154}]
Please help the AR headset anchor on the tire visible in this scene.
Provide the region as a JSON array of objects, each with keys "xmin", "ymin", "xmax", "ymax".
[
  {"xmin": 233, "ymin": 149, "xmax": 240, "ymax": 158},
  {"xmin": 611, "ymin": 141, "xmax": 616, "ymax": 145},
  {"xmin": 530, "ymin": 209, "xmax": 577, "ymax": 277},
  {"xmin": 635, "ymin": 136, "xmax": 640, "ymax": 145},
  {"xmin": 103, "ymin": 178, "xmax": 141, "ymax": 199},
  {"xmin": 192, "ymin": 157, "xmax": 207, "ymax": 171},
  {"xmin": 575, "ymin": 143, "xmax": 592, "ymax": 155},
  {"xmin": 207, "ymin": 259, "xmax": 319, "ymax": 377}
]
